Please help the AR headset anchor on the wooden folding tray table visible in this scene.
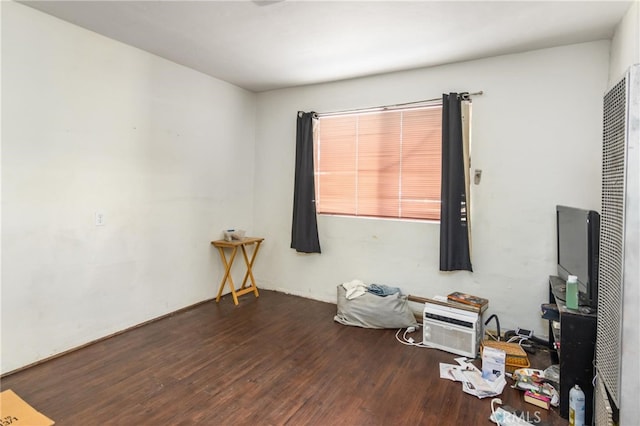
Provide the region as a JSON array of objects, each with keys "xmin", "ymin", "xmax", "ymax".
[{"xmin": 211, "ymin": 237, "xmax": 264, "ymax": 305}]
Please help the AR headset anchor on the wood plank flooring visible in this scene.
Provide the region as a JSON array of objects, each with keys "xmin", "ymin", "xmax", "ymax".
[{"xmin": 1, "ymin": 290, "xmax": 567, "ymax": 425}]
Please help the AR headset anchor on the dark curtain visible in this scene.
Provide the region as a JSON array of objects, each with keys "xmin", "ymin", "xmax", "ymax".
[
  {"xmin": 291, "ymin": 111, "xmax": 321, "ymax": 253},
  {"xmin": 440, "ymin": 93, "xmax": 472, "ymax": 271}
]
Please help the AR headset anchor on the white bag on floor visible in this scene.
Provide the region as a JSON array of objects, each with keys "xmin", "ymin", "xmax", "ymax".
[{"xmin": 334, "ymin": 284, "xmax": 419, "ymax": 329}]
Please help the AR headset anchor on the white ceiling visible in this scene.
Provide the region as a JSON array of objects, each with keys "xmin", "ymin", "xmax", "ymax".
[{"xmin": 20, "ymin": 0, "xmax": 633, "ymax": 92}]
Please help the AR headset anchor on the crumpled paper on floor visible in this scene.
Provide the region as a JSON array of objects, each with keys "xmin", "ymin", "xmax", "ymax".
[{"xmin": 439, "ymin": 357, "xmax": 506, "ymax": 399}]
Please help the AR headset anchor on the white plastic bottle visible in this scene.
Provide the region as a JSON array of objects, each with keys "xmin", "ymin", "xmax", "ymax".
[{"xmin": 569, "ymin": 384, "xmax": 586, "ymax": 426}]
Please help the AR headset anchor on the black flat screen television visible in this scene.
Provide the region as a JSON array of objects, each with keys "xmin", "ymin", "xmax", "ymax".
[{"xmin": 556, "ymin": 205, "xmax": 600, "ymax": 309}]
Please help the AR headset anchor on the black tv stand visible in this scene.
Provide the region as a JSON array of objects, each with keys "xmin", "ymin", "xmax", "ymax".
[
  {"xmin": 546, "ymin": 275, "xmax": 597, "ymax": 424},
  {"xmin": 548, "ymin": 275, "xmax": 596, "ymax": 312},
  {"xmin": 550, "ymin": 275, "xmax": 567, "ymax": 302}
]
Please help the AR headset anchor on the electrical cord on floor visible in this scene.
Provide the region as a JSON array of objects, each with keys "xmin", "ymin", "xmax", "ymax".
[
  {"xmin": 395, "ymin": 326, "xmax": 430, "ymax": 348},
  {"xmin": 506, "ymin": 335, "xmax": 529, "ymax": 345},
  {"xmin": 490, "ymin": 398, "xmax": 502, "ymax": 424},
  {"xmin": 503, "ymin": 330, "xmax": 550, "ymax": 354}
]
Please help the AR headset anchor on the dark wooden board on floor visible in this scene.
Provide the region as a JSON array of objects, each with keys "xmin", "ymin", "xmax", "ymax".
[{"xmin": 1, "ymin": 290, "xmax": 567, "ymax": 425}]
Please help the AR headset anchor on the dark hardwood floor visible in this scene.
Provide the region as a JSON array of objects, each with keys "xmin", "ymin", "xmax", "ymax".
[{"xmin": 1, "ymin": 290, "xmax": 567, "ymax": 425}]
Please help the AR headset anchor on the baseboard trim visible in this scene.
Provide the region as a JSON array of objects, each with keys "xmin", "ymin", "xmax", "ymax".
[{"xmin": 1, "ymin": 298, "xmax": 215, "ymax": 378}]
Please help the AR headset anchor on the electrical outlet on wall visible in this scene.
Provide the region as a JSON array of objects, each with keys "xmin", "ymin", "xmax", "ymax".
[{"xmin": 95, "ymin": 211, "xmax": 106, "ymax": 226}]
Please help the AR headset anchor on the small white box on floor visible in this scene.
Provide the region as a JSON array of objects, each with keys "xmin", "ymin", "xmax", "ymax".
[{"xmin": 481, "ymin": 345, "xmax": 506, "ymax": 382}]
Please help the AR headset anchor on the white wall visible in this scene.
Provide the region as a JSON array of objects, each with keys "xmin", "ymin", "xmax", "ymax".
[
  {"xmin": 609, "ymin": 0, "xmax": 640, "ymax": 86},
  {"xmin": 253, "ymin": 41, "xmax": 610, "ymax": 337},
  {"xmin": 1, "ymin": 2, "xmax": 256, "ymax": 374}
]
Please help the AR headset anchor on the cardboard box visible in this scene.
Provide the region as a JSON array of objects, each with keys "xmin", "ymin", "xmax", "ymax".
[
  {"xmin": 482, "ymin": 340, "xmax": 530, "ymax": 372},
  {"xmin": 481, "ymin": 345, "xmax": 506, "ymax": 382},
  {"xmin": 0, "ymin": 390, "xmax": 55, "ymax": 426}
]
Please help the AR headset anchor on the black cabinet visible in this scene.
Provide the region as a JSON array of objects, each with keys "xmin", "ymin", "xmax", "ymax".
[{"xmin": 547, "ymin": 275, "xmax": 597, "ymax": 424}]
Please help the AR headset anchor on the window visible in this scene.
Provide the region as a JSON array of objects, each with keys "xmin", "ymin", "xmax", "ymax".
[{"xmin": 314, "ymin": 105, "xmax": 442, "ymax": 221}]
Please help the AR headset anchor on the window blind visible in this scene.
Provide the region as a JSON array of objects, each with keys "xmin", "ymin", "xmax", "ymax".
[{"xmin": 314, "ymin": 105, "xmax": 442, "ymax": 220}]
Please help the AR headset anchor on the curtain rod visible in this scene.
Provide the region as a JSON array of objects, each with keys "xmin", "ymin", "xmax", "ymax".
[{"xmin": 313, "ymin": 91, "xmax": 483, "ymax": 118}]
